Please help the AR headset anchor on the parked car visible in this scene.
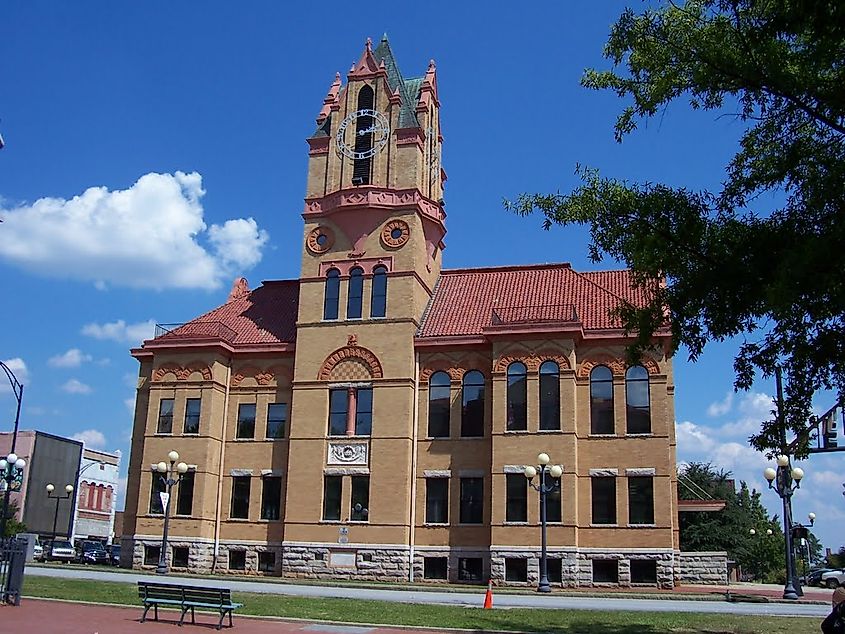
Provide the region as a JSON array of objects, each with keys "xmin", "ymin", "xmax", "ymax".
[
  {"xmin": 804, "ymin": 568, "xmax": 834, "ymax": 587},
  {"xmin": 46, "ymin": 539, "xmax": 76, "ymax": 563},
  {"xmin": 32, "ymin": 541, "xmax": 44, "ymax": 561},
  {"xmin": 821, "ymin": 569, "xmax": 845, "ymax": 588},
  {"xmin": 107, "ymin": 544, "xmax": 121, "ymax": 566},
  {"xmin": 76, "ymin": 540, "xmax": 109, "ymax": 565}
]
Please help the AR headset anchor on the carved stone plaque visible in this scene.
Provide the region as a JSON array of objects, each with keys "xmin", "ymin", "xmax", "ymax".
[{"xmin": 327, "ymin": 442, "xmax": 368, "ymax": 465}]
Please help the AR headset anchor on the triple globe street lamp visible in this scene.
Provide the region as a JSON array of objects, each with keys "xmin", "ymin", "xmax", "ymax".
[
  {"xmin": 0, "ymin": 360, "xmax": 25, "ymax": 539},
  {"xmin": 524, "ymin": 452, "xmax": 563, "ymax": 593},
  {"xmin": 153, "ymin": 450, "xmax": 188, "ymax": 575},
  {"xmin": 763, "ymin": 454, "xmax": 806, "ymax": 600}
]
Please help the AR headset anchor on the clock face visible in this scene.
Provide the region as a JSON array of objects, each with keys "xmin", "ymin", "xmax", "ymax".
[{"xmin": 335, "ymin": 108, "xmax": 390, "ymax": 160}]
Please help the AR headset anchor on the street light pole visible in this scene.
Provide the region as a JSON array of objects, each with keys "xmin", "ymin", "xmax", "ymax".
[
  {"xmin": 0, "ymin": 360, "xmax": 24, "ymax": 539},
  {"xmin": 524, "ymin": 452, "xmax": 562, "ymax": 593},
  {"xmin": 154, "ymin": 450, "xmax": 188, "ymax": 575},
  {"xmin": 764, "ymin": 454, "xmax": 805, "ymax": 600},
  {"xmin": 46, "ymin": 483, "xmax": 75, "ymax": 538}
]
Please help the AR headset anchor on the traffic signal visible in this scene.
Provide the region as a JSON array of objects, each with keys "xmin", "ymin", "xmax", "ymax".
[
  {"xmin": 822, "ymin": 407, "xmax": 839, "ymax": 449},
  {"xmin": 791, "ymin": 525, "xmax": 809, "ymax": 540}
]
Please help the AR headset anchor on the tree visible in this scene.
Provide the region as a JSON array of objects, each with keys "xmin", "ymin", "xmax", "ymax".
[
  {"xmin": 507, "ymin": 0, "xmax": 845, "ymax": 456},
  {"xmin": 1, "ymin": 499, "xmax": 27, "ymax": 536},
  {"xmin": 678, "ymin": 462, "xmax": 784, "ymax": 581}
]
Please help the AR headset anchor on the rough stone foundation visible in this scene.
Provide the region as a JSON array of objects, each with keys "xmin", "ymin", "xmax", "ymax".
[{"xmin": 675, "ymin": 551, "xmax": 729, "ymax": 585}]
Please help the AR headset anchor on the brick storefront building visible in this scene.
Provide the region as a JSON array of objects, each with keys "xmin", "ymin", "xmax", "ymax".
[{"xmin": 122, "ymin": 38, "xmax": 722, "ymax": 587}]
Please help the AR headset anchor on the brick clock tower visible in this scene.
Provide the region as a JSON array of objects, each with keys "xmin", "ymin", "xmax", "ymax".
[{"xmin": 283, "ymin": 36, "xmax": 447, "ymax": 566}]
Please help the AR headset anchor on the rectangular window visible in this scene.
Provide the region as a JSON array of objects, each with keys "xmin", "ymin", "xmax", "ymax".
[
  {"xmin": 505, "ymin": 558, "xmax": 528, "ymax": 582},
  {"xmin": 144, "ymin": 545, "xmax": 160, "ymax": 566},
  {"xmin": 355, "ymin": 388, "xmax": 372, "ymax": 436},
  {"xmin": 236, "ymin": 403, "xmax": 256, "ymax": 439},
  {"xmin": 545, "ymin": 471, "xmax": 562, "ymax": 523},
  {"xmin": 172, "ymin": 546, "xmax": 189, "ymax": 568},
  {"xmin": 460, "ymin": 477, "xmax": 483, "ymax": 524},
  {"xmin": 628, "ymin": 476, "xmax": 654, "ymax": 525},
  {"xmin": 183, "ymin": 398, "xmax": 201, "ymax": 434},
  {"xmin": 328, "ymin": 389, "xmax": 348, "ymax": 436},
  {"xmin": 505, "ymin": 473, "xmax": 527, "ymax": 523},
  {"xmin": 322, "ymin": 475, "xmax": 342, "ymax": 521},
  {"xmin": 258, "ymin": 551, "xmax": 276, "ymax": 573},
  {"xmin": 423, "ymin": 557, "xmax": 448, "ymax": 580},
  {"xmin": 350, "ymin": 475, "xmax": 369, "ymax": 521},
  {"xmin": 157, "ymin": 398, "xmax": 174, "ymax": 434},
  {"xmin": 547, "ymin": 558, "xmax": 563, "ymax": 583},
  {"xmin": 149, "ymin": 472, "xmax": 165, "ymax": 514},
  {"xmin": 266, "ymin": 403, "xmax": 287, "ymax": 439},
  {"xmin": 230, "ymin": 476, "xmax": 250, "ymax": 519},
  {"xmin": 176, "ymin": 470, "xmax": 194, "ymax": 516},
  {"xmin": 228, "ymin": 549, "xmax": 246, "ymax": 571},
  {"xmin": 591, "ymin": 476, "xmax": 616, "ymax": 524},
  {"xmin": 631, "ymin": 559, "xmax": 658, "ymax": 584},
  {"xmin": 458, "ymin": 557, "xmax": 483, "ymax": 582},
  {"xmin": 261, "ymin": 476, "xmax": 282, "ymax": 520},
  {"xmin": 592, "ymin": 559, "xmax": 619, "ymax": 583},
  {"xmin": 425, "ymin": 478, "xmax": 448, "ymax": 524}
]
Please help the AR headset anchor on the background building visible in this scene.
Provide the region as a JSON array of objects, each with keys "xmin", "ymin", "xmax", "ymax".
[
  {"xmin": 122, "ymin": 38, "xmax": 722, "ymax": 587},
  {"xmin": 72, "ymin": 447, "xmax": 121, "ymax": 543}
]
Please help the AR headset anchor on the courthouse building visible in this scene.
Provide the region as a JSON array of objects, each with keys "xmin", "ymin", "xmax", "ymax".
[{"xmin": 122, "ymin": 38, "xmax": 712, "ymax": 587}]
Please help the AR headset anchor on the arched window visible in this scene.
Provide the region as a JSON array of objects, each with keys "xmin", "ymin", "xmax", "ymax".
[
  {"xmin": 352, "ymin": 85, "xmax": 374, "ymax": 185},
  {"xmin": 428, "ymin": 371, "xmax": 451, "ymax": 438},
  {"xmin": 347, "ymin": 267, "xmax": 364, "ymax": 319},
  {"xmin": 506, "ymin": 362, "xmax": 527, "ymax": 431},
  {"xmin": 539, "ymin": 361, "xmax": 560, "ymax": 430},
  {"xmin": 370, "ymin": 265, "xmax": 387, "ymax": 318},
  {"xmin": 323, "ymin": 268, "xmax": 340, "ymax": 320},
  {"xmin": 461, "ymin": 370, "xmax": 485, "ymax": 437},
  {"xmin": 590, "ymin": 366, "xmax": 614, "ymax": 434},
  {"xmin": 625, "ymin": 365, "xmax": 651, "ymax": 434}
]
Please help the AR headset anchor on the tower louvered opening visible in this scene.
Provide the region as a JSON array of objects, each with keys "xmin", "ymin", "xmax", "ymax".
[{"xmin": 352, "ymin": 85, "xmax": 374, "ymax": 185}]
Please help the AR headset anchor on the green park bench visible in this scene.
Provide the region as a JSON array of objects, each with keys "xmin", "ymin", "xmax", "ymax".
[{"xmin": 138, "ymin": 581, "xmax": 242, "ymax": 629}]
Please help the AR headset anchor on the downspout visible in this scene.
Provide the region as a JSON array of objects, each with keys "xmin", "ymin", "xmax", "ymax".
[
  {"xmin": 408, "ymin": 352, "xmax": 420, "ymax": 582},
  {"xmin": 211, "ymin": 364, "xmax": 231, "ymax": 573}
]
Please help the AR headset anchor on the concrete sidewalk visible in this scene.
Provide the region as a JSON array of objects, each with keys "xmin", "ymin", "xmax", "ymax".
[{"xmin": 0, "ymin": 599, "xmax": 441, "ymax": 634}]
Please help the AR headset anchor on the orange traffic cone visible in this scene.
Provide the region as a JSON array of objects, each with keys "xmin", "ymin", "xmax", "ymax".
[{"xmin": 483, "ymin": 580, "xmax": 493, "ymax": 609}]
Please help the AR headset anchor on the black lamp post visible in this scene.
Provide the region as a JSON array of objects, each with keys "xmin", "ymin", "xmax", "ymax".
[
  {"xmin": 46, "ymin": 483, "xmax": 74, "ymax": 538},
  {"xmin": 763, "ymin": 455, "xmax": 805, "ymax": 600},
  {"xmin": 153, "ymin": 450, "xmax": 188, "ymax": 575},
  {"xmin": 524, "ymin": 452, "xmax": 562, "ymax": 593},
  {"xmin": 0, "ymin": 360, "xmax": 24, "ymax": 539}
]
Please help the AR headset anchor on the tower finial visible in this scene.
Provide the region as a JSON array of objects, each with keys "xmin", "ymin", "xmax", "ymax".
[
  {"xmin": 381, "ymin": 32, "xmax": 389, "ymax": 42},
  {"xmin": 366, "ymin": 37, "xmax": 372, "ymax": 52}
]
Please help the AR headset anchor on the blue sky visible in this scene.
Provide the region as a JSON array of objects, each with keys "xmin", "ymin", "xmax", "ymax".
[{"xmin": 1, "ymin": 1, "xmax": 841, "ymax": 552}]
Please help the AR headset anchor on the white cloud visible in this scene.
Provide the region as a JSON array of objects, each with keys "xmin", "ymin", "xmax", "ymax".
[
  {"xmin": 675, "ymin": 420, "xmax": 716, "ymax": 454},
  {"xmin": 707, "ymin": 392, "xmax": 733, "ymax": 417},
  {"xmin": 0, "ymin": 171, "xmax": 269, "ymax": 290},
  {"xmin": 124, "ymin": 396, "xmax": 136, "ymax": 414},
  {"xmin": 718, "ymin": 391, "xmax": 774, "ymax": 438},
  {"xmin": 82, "ymin": 319, "xmax": 156, "ymax": 345},
  {"xmin": 0, "ymin": 358, "xmax": 29, "ymax": 393},
  {"xmin": 61, "ymin": 378, "xmax": 92, "ymax": 394},
  {"xmin": 72, "ymin": 428, "xmax": 106, "ymax": 449},
  {"xmin": 48, "ymin": 348, "xmax": 92, "ymax": 368}
]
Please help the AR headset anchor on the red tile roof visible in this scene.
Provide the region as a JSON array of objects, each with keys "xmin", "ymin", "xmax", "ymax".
[
  {"xmin": 417, "ymin": 263, "xmax": 652, "ymax": 338},
  {"xmin": 155, "ymin": 280, "xmax": 299, "ymax": 346}
]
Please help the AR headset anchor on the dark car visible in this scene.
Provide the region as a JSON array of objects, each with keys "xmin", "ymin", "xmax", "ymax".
[
  {"xmin": 76, "ymin": 540, "xmax": 109, "ymax": 565},
  {"xmin": 804, "ymin": 568, "xmax": 834, "ymax": 587},
  {"xmin": 107, "ymin": 544, "xmax": 121, "ymax": 566}
]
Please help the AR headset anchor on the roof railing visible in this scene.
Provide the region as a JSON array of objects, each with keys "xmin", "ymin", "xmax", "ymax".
[
  {"xmin": 490, "ymin": 304, "xmax": 579, "ymax": 326},
  {"xmin": 154, "ymin": 321, "xmax": 238, "ymax": 343}
]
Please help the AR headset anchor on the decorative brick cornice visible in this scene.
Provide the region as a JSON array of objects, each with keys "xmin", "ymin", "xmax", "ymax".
[
  {"xmin": 152, "ymin": 361, "xmax": 212, "ymax": 382},
  {"xmin": 493, "ymin": 350, "xmax": 571, "ymax": 374},
  {"xmin": 394, "ymin": 127, "xmax": 424, "ymax": 150},
  {"xmin": 304, "ymin": 187, "xmax": 444, "ymax": 227},
  {"xmin": 576, "ymin": 355, "xmax": 660, "ymax": 378},
  {"xmin": 318, "ymin": 344, "xmax": 383, "ymax": 381},
  {"xmin": 231, "ymin": 365, "xmax": 291, "ymax": 387},
  {"xmin": 307, "ymin": 136, "xmax": 330, "ymax": 156}
]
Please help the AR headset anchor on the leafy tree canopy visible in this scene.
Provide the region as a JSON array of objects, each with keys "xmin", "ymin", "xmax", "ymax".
[{"xmin": 507, "ymin": 0, "xmax": 845, "ymax": 455}]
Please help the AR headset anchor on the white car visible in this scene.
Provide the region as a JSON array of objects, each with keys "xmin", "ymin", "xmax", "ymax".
[
  {"xmin": 46, "ymin": 539, "xmax": 76, "ymax": 563},
  {"xmin": 32, "ymin": 542, "xmax": 44, "ymax": 561},
  {"xmin": 821, "ymin": 569, "xmax": 845, "ymax": 588}
]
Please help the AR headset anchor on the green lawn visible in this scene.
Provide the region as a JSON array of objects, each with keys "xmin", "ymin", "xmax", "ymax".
[{"xmin": 24, "ymin": 576, "xmax": 821, "ymax": 634}]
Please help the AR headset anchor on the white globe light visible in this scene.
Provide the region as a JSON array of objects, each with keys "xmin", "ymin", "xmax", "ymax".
[
  {"xmin": 537, "ymin": 453, "xmax": 550, "ymax": 466},
  {"xmin": 766, "ymin": 528, "xmax": 773, "ymax": 536},
  {"xmin": 157, "ymin": 461, "xmax": 168, "ymax": 473},
  {"xmin": 6, "ymin": 453, "xmax": 17, "ymax": 465},
  {"xmin": 763, "ymin": 467, "xmax": 777, "ymax": 482},
  {"xmin": 808, "ymin": 512, "xmax": 816, "ymax": 522},
  {"xmin": 524, "ymin": 465, "xmax": 537, "ymax": 479},
  {"xmin": 791, "ymin": 467, "xmax": 804, "ymax": 481},
  {"xmin": 176, "ymin": 462, "xmax": 188, "ymax": 474},
  {"xmin": 550, "ymin": 465, "xmax": 563, "ymax": 479},
  {"xmin": 168, "ymin": 450, "xmax": 180, "ymax": 463},
  {"xmin": 46, "ymin": 483, "xmax": 55, "ymax": 493},
  {"xmin": 749, "ymin": 528, "xmax": 756, "ymax": 535},
  {"xmin": 65, "ymin": 484, "xmax": 74, "ymax": 494},
  {"xmin": 14, "ymin": 458, "xmax": 25, "ymax": 469},
  {"xmin": 0, "ymin": 460, "xmax": 7, "ymax": 470},
  {"xmin": 776, "ymin": 455, "xmax": 789, "ymax": 467}
]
